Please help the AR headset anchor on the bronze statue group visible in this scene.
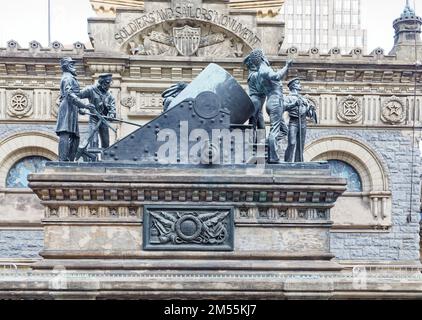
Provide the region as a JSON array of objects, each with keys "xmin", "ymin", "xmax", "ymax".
[
  {"xmin": 243, "ymin": 49, "xmax": 317, "ymax": 163},
  {"xmin": 56, "ymin": 57, "xmax": 116, "ymax": 161},
  {"xmin": 55, "ymin": 50, "xmax": 317, "ymax": 163}
]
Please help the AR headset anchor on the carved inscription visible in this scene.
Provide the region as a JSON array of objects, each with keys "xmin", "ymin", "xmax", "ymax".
[{"xmin": 115, "ymin": 6, "xmax": 260, "ymax": 48}]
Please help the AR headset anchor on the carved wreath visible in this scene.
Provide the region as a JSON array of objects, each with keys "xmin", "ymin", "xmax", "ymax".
[
  {"xmin": 304, "ymin": 94, "xmax": 319, "ymax": 121},
  {"xmin": 121, "ymin": 95, "xmax": 136, "ymax": 109},
  {"xmin": 149, "ymin": 210, "xmax": 229, "ymax": 245},
  {"xmin": 337, "ymin": 95, "xmax": 362, "ymax": 124},
  {"xmin": 8, "ymin": 90, "xmax": 32, "ymax": 118},
  {"xmin": 381, "ymin": 96, "xmax": 406, "ymax": 125},
  {"xmin": 50, "ymin": 91, "xmax": 61, "ymax": 117}
]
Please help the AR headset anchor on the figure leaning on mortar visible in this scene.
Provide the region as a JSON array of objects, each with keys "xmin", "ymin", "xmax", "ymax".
[
  {"xmin": 243, "ymin": 53, "xmax": 266, "ymax": 136},
  {"xmin": 78, "ymin": 73, "xmax": 116, "ymax": 149},
  {"xmin": 247, "ymin": 49, "xmax": 293, "ymax": 163},
  {"xmin": 284, "ymin": 78, "xmax": 318, "ymax": 163},
  {"xmin": 55, "ymin": 57, "xmax": 95, "ymax": 161},
  {"xmin": 161, "ymin": 82, "xmax": 188, "ymax": 112}
]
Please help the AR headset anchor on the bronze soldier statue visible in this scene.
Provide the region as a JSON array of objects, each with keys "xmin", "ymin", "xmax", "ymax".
[
  {"xmin": 55, "ymin": 57, "xmax": 94, "ymax": 161},
  {"xmin": 78, "ymin": 73, "xmax": 116, "ymax": 150},
  {"xmin": 243, "ymin": 53, "xmax": 265, "ymax": 134},
  {"xmin": 248, "ymin": 49, "xmax": 292, "ymax": 163},
  {"xmin": 284, "ymin": 78, "xmax": 318, "ymax": 162}
]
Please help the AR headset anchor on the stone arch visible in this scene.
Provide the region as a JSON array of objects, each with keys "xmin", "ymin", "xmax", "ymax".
[
  {"xmin": 0, "ymin": 131, "xmax": 58, "ymax": 188},
  {"xmin": 304, "ymin": 135, "xmax": 389, "ymax": 192},
  {"xmin": 304, "ymin": 136, "xmax": 392, "ymax": 228}
]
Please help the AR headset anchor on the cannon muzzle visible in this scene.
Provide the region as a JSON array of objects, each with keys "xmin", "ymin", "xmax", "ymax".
[{"xmin": 168, "ymin": 63, "xmax": 254, "ymax": 124}]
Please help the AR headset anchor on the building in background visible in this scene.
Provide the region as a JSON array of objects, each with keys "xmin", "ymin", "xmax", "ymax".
[
  {"xmin": 280, "ymin": 0, "xmax": 367, "ymax": 53},
  {"xmin": 389, "ymin": 0, "xmax": 422, "ymax": 61}
]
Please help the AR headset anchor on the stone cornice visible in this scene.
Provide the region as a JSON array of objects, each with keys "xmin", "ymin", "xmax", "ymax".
[
  {"xmin": 90, "ymin": 0, "xmax": 285, "ymax": 17},
  {"xmin": 0, "ymin": 61, "xmax": 419, "ymax": 95},
  {"xmin": 29, "ymin": 164, "xmax": 345, "ymax": 207}
]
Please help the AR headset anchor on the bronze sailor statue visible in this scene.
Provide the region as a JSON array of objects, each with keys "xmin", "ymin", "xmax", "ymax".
[{"xmin": 284, "ymin": 78, "xmax": 318, "ymax": 162}]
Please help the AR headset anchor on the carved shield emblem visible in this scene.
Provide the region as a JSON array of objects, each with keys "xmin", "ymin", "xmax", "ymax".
[{"xmin": 173, "ymin": 26, "xmax": 201, "ymax": 56}]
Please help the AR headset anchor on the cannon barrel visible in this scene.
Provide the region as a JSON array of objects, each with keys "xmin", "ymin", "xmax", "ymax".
[
  {"xmin": 168, "ymin": 63, "xmax": 254, "ymax": 124},
  {"xmin": 102, "ymin": 63, "xmax": 255, "ymax": 164}
]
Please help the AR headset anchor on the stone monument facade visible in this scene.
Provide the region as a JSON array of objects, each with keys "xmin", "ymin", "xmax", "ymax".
[{"xmin": 0, "ymin": 1, "xmax": 420, "ymax": 298}]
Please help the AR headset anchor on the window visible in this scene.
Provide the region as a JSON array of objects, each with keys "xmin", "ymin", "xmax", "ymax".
[
  {"xmin": 343, "ymin": 0, "xmax": 350, "ymax": 10},
  {"xmin": 305, "ymin": 5, "xmax": 311, "ymax": 14},
  {"xmin": 327, "ymin": 160, "xmax": 363, "ymax": 192},
  {"xmin": 6, "ymin": 156, "xmax": 49, "ymax": 188},
  {"xmin": 287, "ymin": 34, "xmax": 293, "ymax": 43},
  {"xmin": 344, "ymin": 14, "xmax": 350, "ymax": 25},
  {"xmin": 304, "ymin": 34, "xmax": 311, "ymax": 43},
  {"xmin": 287, "ymin": 4, "xmax": 294, "ymax": 14},
  {"xmin": 335, "ymin": 14, "xmax": 342, "ymax": 25},
  {"xmin": 304, "ymin": 19, "xmax": 311, "ymax": 29},
  {"xmin": 352, "ymin": 14, "xmax": 359, "ymax": 26}
]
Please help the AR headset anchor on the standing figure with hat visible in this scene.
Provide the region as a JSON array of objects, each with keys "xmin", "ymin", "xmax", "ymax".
[
  {"xmin": 55, "ymin": 57, "xmax": 95, "ymax": 161},
  {"xmin": 77, "ymin": 73, "xmax": 116, "ymax": 153},
  {"xmin": 284, "ymin": 78, "xmax": 318, "ymax": 163},
  {"xmin": 245, "ymin": 49, "xmax": 293, "ymax": 163}
]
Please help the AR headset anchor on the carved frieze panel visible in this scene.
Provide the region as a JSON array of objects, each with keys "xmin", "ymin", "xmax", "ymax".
[
  {"xmin": 45, "ymin": 206, "xmax": 141, "ymax": 219},
  {"xmin": 236, "ymin": 207, "xmax": 329, "ymax": 222},
  {"xmin": 51, "ymin": 91, "xmax": 61, "ymax": 118},
  {"xmin": 122, "ymin": 92, "xmax": 164, "ymax": 115},
  {"xmin": 381, "ymin": 96, "xmax": 406, "ymax": 125},
  {"xmin": 7, "ymin": 90, "xmax": 33, "ymax": 118},
  {"xmin": 337, "ymin": 95, "xmax": 362, "ymax": 124},
  {"xmin": 125, "ymin": 21, "xmax": 247, "ymax": 58},
  {"xmin": 143, "ymin": 206, "xmax": 234, "ymax": 251}
]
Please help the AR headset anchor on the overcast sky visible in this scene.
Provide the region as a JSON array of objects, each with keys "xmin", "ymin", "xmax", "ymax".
[{"xmin": 0, "ymin": 0, "xmax": 420, "ymax": 52}]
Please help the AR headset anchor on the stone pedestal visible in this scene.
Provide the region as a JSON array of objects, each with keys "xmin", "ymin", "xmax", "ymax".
[{"xmin": 28, "ymin": 162, "xmax": 346, "ymax": 275}]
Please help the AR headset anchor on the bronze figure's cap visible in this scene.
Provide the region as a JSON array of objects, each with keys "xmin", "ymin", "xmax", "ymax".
[
  {"xmin": 98, "ymin": 73, "xmax": 113, "ymax": 79},
  {"xmin": 243, "ymin": 49, "xmax": 265, "ymax": 67},
  {"xmin": 60, "ymin": 57, "xmax": 75, "ymax": 67},
  {"xmin": 287, "ymin": 77, "xmax": 302, "ymax": 89}
]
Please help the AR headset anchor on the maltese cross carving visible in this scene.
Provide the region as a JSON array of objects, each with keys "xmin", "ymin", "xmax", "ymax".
[{"xmin": 337, "ymin": 95, "xmax": 362, "ymax": 124}]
